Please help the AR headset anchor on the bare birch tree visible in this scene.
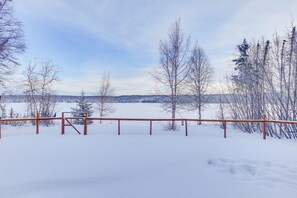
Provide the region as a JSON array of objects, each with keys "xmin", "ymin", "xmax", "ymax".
[
  {"xmin": 23, "ymin": 60, "xmax": 59, "ymax": 126},
  {"xmin": 0, "ymin": 0, "xmax": 25, "ymax": 118},
  {"xmin": 151, "ymin": 19, "xmax": 190, "ymax": 130},
  {"xmin": 97, "ymin": 72, "xmax": 114, "ymax": 123},
  {"xmin": 0, "ymin": 0, "xmax": 25, "ymax": 83},
  {"xmin": 187, "ymin": 43, "xmax": 213, "ymax": 124}
]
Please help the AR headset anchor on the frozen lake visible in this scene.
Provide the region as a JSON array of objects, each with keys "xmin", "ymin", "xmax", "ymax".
[{"xmin": 4, "ymin": 102, "xmax": 220, "ymax": 119}]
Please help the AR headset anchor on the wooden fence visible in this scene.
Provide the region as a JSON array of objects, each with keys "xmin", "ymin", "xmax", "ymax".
[{"xmin": 0, "ymin": 113, "xmax": 296, "ymax": 140}]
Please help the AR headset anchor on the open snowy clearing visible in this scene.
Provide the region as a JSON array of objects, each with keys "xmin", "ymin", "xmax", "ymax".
[{"xmin": 0, "ymin": 122, "xmax": 297, "ymax": 198}]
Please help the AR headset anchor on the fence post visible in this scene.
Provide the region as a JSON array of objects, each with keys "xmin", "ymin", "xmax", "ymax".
[
  {"xmin": 118, "ymin": 120, "xmax": 121, "ymax": 135},
  {"xmin": 185, "ymin": 120, "xmax": 188, "ymax": 136},
  {"xmin": 84, "ymin": 112, "xmax": 88, "ymax": 135},
  {"xmin": 263, "ymin": 113, "xmax": 266, "ymax": 140},
  {"xmin": 36, "ymin": 113, "xmax": 40, "ymax": 135},
  {"xmin": 224, "ymin": 121, "xmax": 227, "ymax": 138},
  {"xmin": 62, "ymin": 112, "xmax": 65, "ymax": 135},
  {"xmin": 150, "ymin": 120, "xmax": 152, "ymax": 135}
]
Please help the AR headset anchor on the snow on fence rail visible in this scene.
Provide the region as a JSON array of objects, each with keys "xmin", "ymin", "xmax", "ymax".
[{"xmin": 0, "ymin": 113, "xmax": 297, "ymax": 140}]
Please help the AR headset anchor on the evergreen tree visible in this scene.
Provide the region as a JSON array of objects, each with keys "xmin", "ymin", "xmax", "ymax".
[
  {"xmin": 9, "ymin": 107, "xmax": 14, "ymax": 118},
  {"xmin": 228, "ymin": 39, "xmax": 271, "ymax": 134},
  {"xmin": 0, "ymin": 103, "xmax": 6, "ymax": 118},
  {"xmin": 232, "ymin": 39, "xmax": 255, "ymax": 88},
  {"xmin": 71, "ymin": 91, "xmax": 93, "ymax": 125}
]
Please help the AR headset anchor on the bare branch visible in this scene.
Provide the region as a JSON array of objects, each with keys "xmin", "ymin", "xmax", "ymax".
[{"xmin": 97, "ymin": 72, "xmax": 115, "ymax": 123}]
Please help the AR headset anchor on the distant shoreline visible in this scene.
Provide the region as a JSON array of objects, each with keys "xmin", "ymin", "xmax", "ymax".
[{"xmin": 0, "ymin": 94, "xmax": 230, "ymax": 104}]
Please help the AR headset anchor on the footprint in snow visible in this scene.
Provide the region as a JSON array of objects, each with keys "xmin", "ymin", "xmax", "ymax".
[{"xmin": 207, "ymin": 159, "xmax": 297, "ymax": 189}]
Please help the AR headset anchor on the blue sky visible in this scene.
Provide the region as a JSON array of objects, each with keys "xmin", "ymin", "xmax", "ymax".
[{"xmin": 13, "ymin": 0, "xmax": 297, "ymax": 95}]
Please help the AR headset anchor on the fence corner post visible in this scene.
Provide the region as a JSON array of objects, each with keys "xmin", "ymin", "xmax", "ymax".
[
  {"xmin": 118, "ymin": 120, "xmax": 121, "ymax": 135},
  {"xmin": 224, "ymin": 121, "xmax": 227, "ymax": 138},
  {"xmin": 84, "ymin": 112, "xmax": 88, "ymax": 135},
  {"xmin": 150, "ymin": 120, "xmax": 152, "ymax": 135},
  {"xmin": 185, "ymin": 120, "xmax": 188, "ymax": 136},
  {"xmin": 36, "ymin": 113, "xmax": 40, "ymax": 135},
  {"xmin": 62, "ymin": 112, "xmax": 65, "ymax": 135},
  {"xmin": 262, "ymin": 113, "xmax": 266, "ymax": 140}
]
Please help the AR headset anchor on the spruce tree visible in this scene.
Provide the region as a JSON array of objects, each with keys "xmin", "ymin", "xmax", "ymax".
[
  {"xmin": 232, "ymin": 39, "xmax": 254, "ymax": 88},
  {"xmin": 71, "ymin": 91, "xmax": 93, "ymax": 125},
  {"xmin": 0, "ymin": 103, "xmax": 7, "ymax": 118}
]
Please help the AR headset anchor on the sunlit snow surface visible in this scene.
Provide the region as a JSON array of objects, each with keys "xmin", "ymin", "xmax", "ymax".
[{"xmin": 0, "ymin": 103, "xmax": 296, "ymax": 198}]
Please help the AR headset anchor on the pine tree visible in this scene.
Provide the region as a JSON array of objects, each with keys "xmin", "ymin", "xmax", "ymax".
[
  {"xmin": 9, "ymin": 107, "xmax": 14, "ymax": 118},
  {"xmin": 71, "ymin": 91, "xmax": 93, "ymax": 125},
  {"xmin": 232, "ymin": 39, "xmax": 255, "ymax": 88},
  {"xmin": 0, "ymin": 103, "xmax": 7, "ymax": 118}
]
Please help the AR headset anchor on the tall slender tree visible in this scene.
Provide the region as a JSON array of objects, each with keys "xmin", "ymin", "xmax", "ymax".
[
  {"xmin": 151, "ymin": 19, "xmax": 190, "ymax": 130},
  {"xmin": 187, "ymin": 43, "xmax": 213, "ymax": 124}
]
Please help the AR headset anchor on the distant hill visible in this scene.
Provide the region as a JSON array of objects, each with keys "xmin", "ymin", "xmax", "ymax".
[{"xmin": 1, "ymin": 94, "xmax": 231, "ymax": 103}]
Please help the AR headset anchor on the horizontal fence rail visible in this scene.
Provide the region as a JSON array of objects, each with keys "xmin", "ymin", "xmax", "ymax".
[{"xmin": 1, "ymin": 112, "xmax": 297, "ymax": 140}]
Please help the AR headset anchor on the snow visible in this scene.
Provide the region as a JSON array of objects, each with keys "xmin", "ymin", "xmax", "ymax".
[
  {"xmin": 0, "ymin": 103, "xmax": 297, "ymax": 198},
  {"xmin": 4, "ymin": 102, "xmax": 219, "ymax": 118}
]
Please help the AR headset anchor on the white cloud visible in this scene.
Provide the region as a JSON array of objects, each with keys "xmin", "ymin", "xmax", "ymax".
[
  {"xmin": 15, "ymin": 0, "xmax": 224, "ymax": 53},
  {"xmin": 14, "ymin": 0, "xmax": 297, "ymax": 95},
  {"xmin": 215, "ymin": 0, "xmax": 297, "ymax": 48}
]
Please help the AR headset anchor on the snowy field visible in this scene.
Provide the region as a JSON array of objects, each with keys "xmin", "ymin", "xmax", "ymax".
[{"xmin": 0, "ymin": 103, "xmax": 297, "ymax": 198}]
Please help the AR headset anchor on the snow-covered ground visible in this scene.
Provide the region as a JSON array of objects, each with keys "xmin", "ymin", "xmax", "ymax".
[{"xmin": 0, "ymin": 103, "xmax": 296, "ymax": 198}]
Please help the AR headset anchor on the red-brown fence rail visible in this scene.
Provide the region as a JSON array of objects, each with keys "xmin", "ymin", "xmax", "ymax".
[{"xmin": 0, "ymin": 113, "xmax": 297, "ymax": 140}]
